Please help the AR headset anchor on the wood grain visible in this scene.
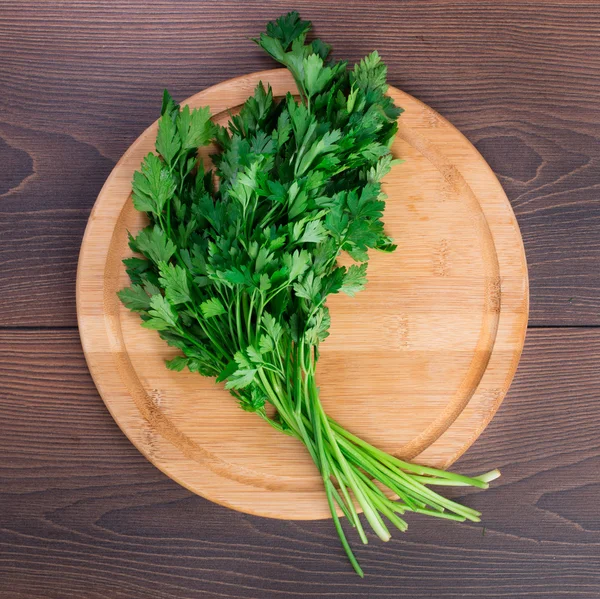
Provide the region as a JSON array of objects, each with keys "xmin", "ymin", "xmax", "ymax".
[
  {"xmin": 1, "ymin": 1, "xmax": 599, "ymax": 327},
  {"xmin": 76, "ymin": 69, "xmax": 527, "ymax": 518},
  {"xmin": 1, "ymin": 328, "xmax": 599, "ymax": 597},
  {"xmin": 1, "ymin": 1, "xmax": 599, "ymax": 596}
]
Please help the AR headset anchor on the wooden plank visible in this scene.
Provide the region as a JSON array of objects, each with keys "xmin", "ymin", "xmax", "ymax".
[
  {"xmin": 0, "ymin": 1, "xmax": 599, "ymax": 326},
  {"xmin": 0, "ymin": 328, "xmax": 598, "ymax": 597}
]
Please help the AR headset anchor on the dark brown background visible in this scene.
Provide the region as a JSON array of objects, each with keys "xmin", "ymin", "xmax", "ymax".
[{"xmin": 1, "ymin": 1, "xmax": 599, "ymax": 597}]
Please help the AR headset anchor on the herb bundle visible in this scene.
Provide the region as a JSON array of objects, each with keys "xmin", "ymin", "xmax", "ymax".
[{"xmin": 119, "ymin": 12, "xmax": 499, "ymax": 576}]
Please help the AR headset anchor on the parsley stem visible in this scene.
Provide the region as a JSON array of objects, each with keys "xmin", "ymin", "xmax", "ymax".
[
  {"xmin": 310, "ymin": 375, "xmax": 364, "ymax": 577},
  {"xmin": 326, "ymin": 452, "xmax": 368, "ymax": 544},
  {"xmin": 324, "ymin": 476, "xmax": 364, "ymax": 577},
  {"xmin": 235, "ymin": 295, "xmax": 245, "ymax": 349},
  {"xmin": 307, "ymin": 371, "xmax": 391, "ymax": 541},
  {"xmin": 329, "ymin": 420, "xmax": 491, "ymax": 490},
  {"xmin": 257, "ymin": 369, "xmax": 299, "ymax": 437}
]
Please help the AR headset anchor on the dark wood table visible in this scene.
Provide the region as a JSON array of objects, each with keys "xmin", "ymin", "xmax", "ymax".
[{"xmin": 2, "ymin": 2, "xmax": 599, "ymax": 597}]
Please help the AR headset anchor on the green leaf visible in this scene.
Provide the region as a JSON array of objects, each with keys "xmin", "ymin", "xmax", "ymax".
[
  {"xmin": 127, "ymin": 230, "xmax": 140, "ymax": 253},
  {"xmin": 324, "ymin": 202, "xmax": 349, "ymax": 240},
  {"xmin": 123, "ymin": 257, "xmax": 151, "ymax": 285},
  {"xmin": 117, "ymin": 285, "xmax": 151, "ymax": 312},
  {"xmin": 225, "ymin": 368, "xmax": 257, "ymax": 390},
  {"xmin": 341, "ymin": 263, "xmax": 368, "ymax": 296},
  {"xmin": 287, "ymin": 98, "xmax": 314, "ymax": 146},
  {"xmin": 276, "ymin": 110, "xmax": 292, "ymax": 147},
  {"xmin": 376, "ymin": 235, "xmax": 398, "ymax": 253},
  {"xmin": 351, "ymin": 50, "xmax": 389, "ymax": 94},
  {"xmin": 311, "ymin": 38, "xmax": 331, "ymax": 61},
  {"xmin": 262, "ymin": 11, "xmax": 311, "ymax": 51},
  {"xmin": 345, "ymin": 219, "xmax": 379, "ymax": 252},
  {"xmin": 347, "ymin": 85, "xmax": 359, "ymax": 113},
  {"xmin": 254, "ymin": 247, "xmax": 272, "ymax": 273},
  {"xmin": 298, "ymin": 219, "xmax": 327, "ymax": 244},
  {"xmin": 267, "ymin": 180, "xmax": 287, "ymax": 205},
  {"xmin": 294, "ymin": 270, "xmax": 321, "ymax": 302},
  {"xmin": 255, "ymin": 33, "xmax": 285, "ymax": 61},
  {"xmin": 287, "ymin": 187, "xmax": 308, "ymax": 221},
  {"xmin": 132, "ymin": 153, "xmax": 175, "ymax": 215},
  {"xmin": 165, "ymin": 356, "xmax": 188, "ymax": 371},
  {"xmin": 144, "ymin": 294, "xmax": 178, "ymax": 329},
  {"xmin": 143, "ymin": 280, "xmax": 161, "ymax": 297},
  {"xmin": 186, "ymin": 357, "xmax": 215, "ymax": 376},
  {"xmin": 259, "ymin": 273, "xmax": 271, "ymax": 292},
  {"xmin": 220, "ymin": 267, "xmax": 247, "ymax": 286},
  {"xmin": 262, "ymin": 312, "xmax": 282, "ymax": 344},
  {"xmin": 159, "ymin": 262, "xmax": 191, "ymax": 305},
  {"xmin": 251, "ymin": 130, "xmax": 275, "ymax": 154},
  {"xmin": 177, "ymin": 104, "xmax": 215, "ymax": 151},
  {"xmin": 200, "ymin": 297, "xmax": 226, "ymax": 318},
  {"xmin": 305, "ymin": 307, "xmax": 331, "ymax": 344},
  {"xmin": 368, "ymin": 154, "xmax": 402, "ymax": 183},
  {"xmin": 259, "ymin": 335, "xmax": 274, "ymax": 354},
  {"xmin": 283, "ymin": 249, "xmax": 310, "ymax": 282},
  {"xmin": 142, "ymin": 318, "xmax": 172, "ymax": 331},
  {"xmin": 246, "ymin": 345, "xmax": 264, "ymax": 365},
  {"xmin": 238, "ymin": 387, "xmax": 267, "ymax": 412},
  {"xmin": 290, "ymin": 220, "xmax": 304, "ymax": 243},
  {"xmin": 347, "ymin": 246, "xmax": 370, "ymax": 262},
  {"xmin": 161, "ymin": 89, "xmax": 178, "ymax": 117},
  {"xmin": 216, "ymin": 358, "xmax": 238, "ymax": 383},
  {"xmin": 320, "ymin": 266, "xmax": 346, "ymax": 297},
  {"xmin": 134, "ymin": 225, "xmax": 177, "ymax": 264},
  {"xmin": 295, "ymin": 129, "xmax": 342, "ymax": 176},
  {"xmin": 303, "ymin": 53, "xmax": 334, "ymax": 97},
  {"xmin": 156, "ymin": 114, "xmax": 181, "ymax": 165}
]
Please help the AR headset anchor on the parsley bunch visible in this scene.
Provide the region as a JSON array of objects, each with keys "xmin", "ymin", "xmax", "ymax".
[{"xmin": 119, "ymin": 12, "xmax": 499, "ymax": 576}]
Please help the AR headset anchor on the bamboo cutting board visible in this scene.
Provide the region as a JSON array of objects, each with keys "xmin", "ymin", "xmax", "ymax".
[{"xmin": 77, "ymin": 69, "xmax": 528, "ymax": 520}]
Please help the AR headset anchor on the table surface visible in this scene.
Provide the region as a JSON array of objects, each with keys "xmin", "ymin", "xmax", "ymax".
[{"xmin": 1, "ymin": 2, "xmax": 599, "ymax": 597}]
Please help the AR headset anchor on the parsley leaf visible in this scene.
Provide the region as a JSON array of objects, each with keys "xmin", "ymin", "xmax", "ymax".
[
  {"xmin": 134, "ymin": 225, "xmax": 177, "ymax": 264},
  {"xmin": 200, "ymin": 297, "xmax": 226, "ymax": 318},
  {"xmin": 132, "ymin": 153, "xmax": 175, "ymax": 215},
  {"xmin": 159, "ymin": 262, "xmax": 191, "ymax": 305},
  {"xmin": 142, "ymin": 294, "xmax": 179, "ymax": 330},
  {"xmin": 341, "ymin": 263, "xmax": 368, "ymax": 296},
  {"xmin": 117, "ymin": 284, "xmax": 152, "ymax": 312},
  {"xmin": 156, "ymin": 114, "xmax": 180, "ymax": 166}
]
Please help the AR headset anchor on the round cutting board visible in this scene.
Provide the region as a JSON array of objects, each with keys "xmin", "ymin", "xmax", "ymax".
[{"xmin": 77, "ymin": 69, "xmax": 528, "ymax": 520}]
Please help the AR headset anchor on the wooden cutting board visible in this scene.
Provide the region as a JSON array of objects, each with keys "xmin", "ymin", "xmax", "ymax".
[{"xmin": 77, "ymin": 69, "xmax": 528, "ymax": 520}]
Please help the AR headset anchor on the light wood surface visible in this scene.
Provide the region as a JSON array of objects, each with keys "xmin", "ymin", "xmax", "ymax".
[{"xmin": 76, "ymin": 68, "xmax": 528, "ymax": 520}]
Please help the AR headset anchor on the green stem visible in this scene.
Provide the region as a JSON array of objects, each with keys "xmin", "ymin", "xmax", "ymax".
[
  {"xmin": 257, "ymin": 369, "xmax": 301, "ymax": 438},
  {"xmin": 334, "ymin": 433, "xmax": 481, "ymax": 521},
  {"xmin": 311, "ymin": 378, "xmax": 363, "ymax": 577},
  {"xmin": 329, "ymin": 419, "xmax": 492, "ymax": 489},
  {"xmin": 326, "ymin": 453, "xmax": 368, "ymax": 544},
  {"xmin": 235, "ymin": 295, "xmax": 245, "ymax": 349},
  {"xmin": 324, "ymin": 477, "xmax": 364, "ymax": 577},
  {"xmin": 307, "ymin": 371, "xmax": 391, "ymax": 542},
  {"xmin": 247, "ymin": 290, "xmax": 256, "ymax": 344}
]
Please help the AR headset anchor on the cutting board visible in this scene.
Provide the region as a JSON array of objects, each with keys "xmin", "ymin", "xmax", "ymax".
[{"xmin": 77, "ymin": 69, "xmax": 528, "ymax": 520}]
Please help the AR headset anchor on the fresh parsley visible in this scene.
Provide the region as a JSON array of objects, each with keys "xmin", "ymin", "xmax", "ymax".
[{"xmin": 119, "ymin": 12, "xmax": 500, "ymax": 576}]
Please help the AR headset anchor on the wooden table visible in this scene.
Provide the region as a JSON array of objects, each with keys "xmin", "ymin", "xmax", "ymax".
[{"xmin": 1, "ymin": 2, "xmax": 599, "ymax": 597}]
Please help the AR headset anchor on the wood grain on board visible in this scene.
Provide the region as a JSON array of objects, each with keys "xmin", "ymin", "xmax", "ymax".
[
  {"xmin": 1, "ymin": 328, "xmax": 599, "ymax": 597},
  {"xmin": 1, "ymin": 0, "xmax": 599, "ymax": 327}
]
